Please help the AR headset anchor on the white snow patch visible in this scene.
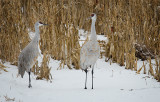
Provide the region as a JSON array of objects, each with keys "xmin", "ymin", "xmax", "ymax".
[
  {"xmin": 28, "ymin": 31, "xmax": 35, "ymax": 40},
  {"xmin": 0, "ymin": 58, "xmax": 160, "ymax": 102}
]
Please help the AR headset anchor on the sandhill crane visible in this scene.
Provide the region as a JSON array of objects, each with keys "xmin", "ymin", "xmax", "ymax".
[
  {"xmin": 80, "ymin": 13, "xmax": 100, "ymax": 89},
  {"xmin": 18, "ymin": 21, "xmax": 47, "ymax": 88}
]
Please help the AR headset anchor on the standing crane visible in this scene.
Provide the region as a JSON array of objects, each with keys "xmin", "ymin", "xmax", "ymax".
[
  {"xmin": 18, "ymin": 21, "xmax": 47, "ymax": 88},
  {"xmin": 80, "ymin": 13, "xmax": 100, "ymax": 89}
]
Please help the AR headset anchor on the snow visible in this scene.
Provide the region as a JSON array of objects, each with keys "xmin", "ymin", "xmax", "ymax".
[
  {"xmin": 97, "ymin": 35, "xmax": 108, "ymax": 42},
  {"xmin": 28, "ymin": 31, "xmax": 35, "ymax": 40},
  {"xmin": 0, "ymin": 58, "xmax": 160, "ymax": 102},
  {"xmin": 0, "ymin": 30, "xmax": 160, "ymax": 102}
]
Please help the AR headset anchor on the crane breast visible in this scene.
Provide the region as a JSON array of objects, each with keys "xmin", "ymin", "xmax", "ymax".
[{"xmin": 80, "ymin": 41, "xmax": 100, "ymax": 69}]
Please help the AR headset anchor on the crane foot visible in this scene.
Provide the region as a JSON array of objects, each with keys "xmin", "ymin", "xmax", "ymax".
[{"xmin": 28, "ymin": 84, "xmax": 32, "ymax": 88}]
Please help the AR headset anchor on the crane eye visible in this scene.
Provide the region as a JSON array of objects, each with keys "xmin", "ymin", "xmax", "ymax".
[
  {"xmin": 91, "ymin": 14, "xmax": 94, "ymax": 17},
  {"xmin": 39, "ymin": 22, "xmax": 43, "ymax": 24}
]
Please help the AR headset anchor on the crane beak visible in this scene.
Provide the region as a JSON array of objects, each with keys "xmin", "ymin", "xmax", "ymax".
[
  {"xmin": 39, "ymin": 22, "xmax": 48, "ymax": 26},
  {"xmin": 43, "ymin": 24, "xmax": 48, "ymax": 26}
]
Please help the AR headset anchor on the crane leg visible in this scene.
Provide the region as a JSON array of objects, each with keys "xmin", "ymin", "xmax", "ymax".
[
  {"xmin": 84, "ymin": 69, "xmax": 88, "ymax": 89},
  {"xmin": 28, "ymin": 71, "xmax": 32, "ymax": 88},
  {"xmin": 92, "ymin": 69, "xmax": 94, "ymax": 89}
]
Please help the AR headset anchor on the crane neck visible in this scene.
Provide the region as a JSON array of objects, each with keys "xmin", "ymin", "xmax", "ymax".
[
  {"xmin": 32, "ymin": 25, "xmax": 40, "ymax": 44},
  {"xmin": 90, "ymin": 20, "xmax": 97, "ymax": 41}
]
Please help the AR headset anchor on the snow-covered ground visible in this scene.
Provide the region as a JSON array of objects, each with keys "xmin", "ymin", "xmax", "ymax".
[
  {"xmin": 0, "ymin": 30, "xmax": 160, "ymax": 102},
  {"xmin": 0, "ymin": 58, "xmax": 160, "ymax": 102}
]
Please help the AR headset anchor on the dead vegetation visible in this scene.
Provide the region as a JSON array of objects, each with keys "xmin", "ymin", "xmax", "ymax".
[
  {"xmin": 0, "ymin": 0, "xmax": 160, "ymax": 81},
  {"xmin": 4, "ymin": 94, "xmax": 15, "ymax": 101}
]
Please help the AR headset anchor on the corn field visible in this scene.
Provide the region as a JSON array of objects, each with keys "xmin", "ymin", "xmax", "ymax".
[{"xmin": 0, "ymin": 0, "xmax": 160, "ymax": 81}]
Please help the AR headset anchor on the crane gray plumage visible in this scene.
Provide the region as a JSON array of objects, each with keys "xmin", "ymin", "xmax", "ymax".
[
  {"xmin": 80, "ymin": 13, "xmax": 100, "ymax": 89},
  {"xmin": 18, "ymin": 21, "xmax": 47, "ymax": 88}
]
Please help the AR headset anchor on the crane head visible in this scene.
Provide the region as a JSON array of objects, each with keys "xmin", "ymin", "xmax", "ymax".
[
  {"xmin": 39, "ymin": 21, "xmax": 48, "ymax": 26},
  {"xmin": 91, "ymin": 13, "xmax": 97, "ymax": 21},
  {"xmin": 35, "ymin": 21, "xmax": 48, "ymax": 27},
  {"xmin": 87, "ymin": 13, "xmax": 97, "ymax": 21}
]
